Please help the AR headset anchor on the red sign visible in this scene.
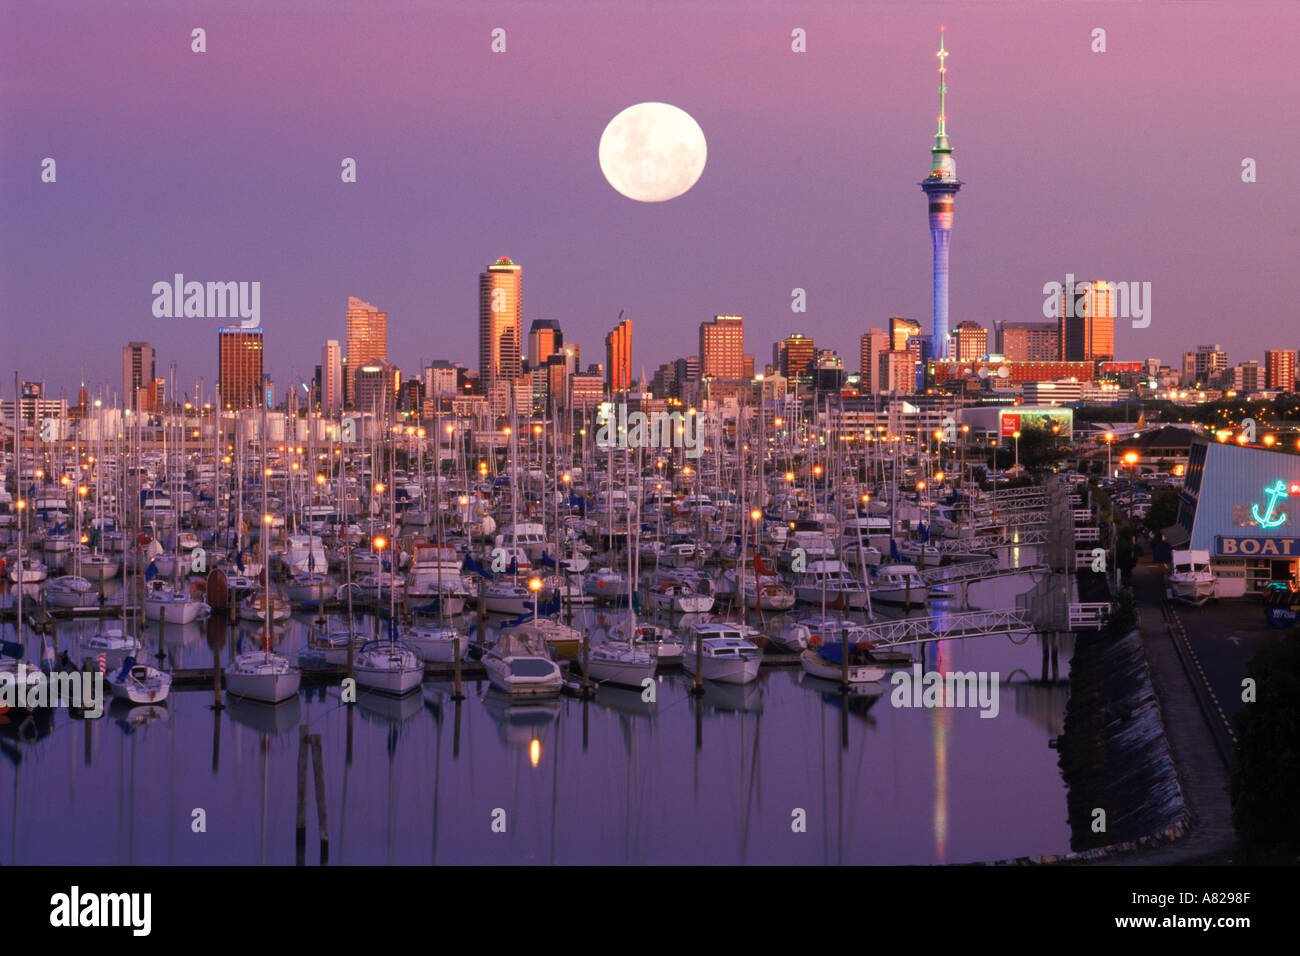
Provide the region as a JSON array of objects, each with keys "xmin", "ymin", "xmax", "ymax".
[
  {"xmin": 1001, "ymin": 413, "xmax": 1020, "ymax": 436},
  {"xmin": 1290, "ymin": 482, "xmax": 1300, "ymax": 495}
]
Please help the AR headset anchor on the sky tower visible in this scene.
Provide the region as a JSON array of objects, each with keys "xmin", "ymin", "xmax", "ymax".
[{"xmin": 919, "ymin": 27, "xmax": 963, "ymax": 360}]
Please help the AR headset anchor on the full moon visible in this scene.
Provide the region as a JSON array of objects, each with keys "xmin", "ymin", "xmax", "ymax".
[{"xmin": 598, "ymin": 102, "xmax": 707, "ymax": 202}]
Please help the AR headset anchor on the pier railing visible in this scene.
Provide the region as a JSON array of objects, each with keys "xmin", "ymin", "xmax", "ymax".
[
  {"xmin": 1067, "ymin": 602, "xmax": 1111, "ymax": 630},
  {"xmin": 861, "ymin": 607, "xmax": 1033, "ymax": 648}
]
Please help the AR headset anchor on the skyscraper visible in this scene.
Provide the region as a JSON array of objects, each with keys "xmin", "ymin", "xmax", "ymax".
[
  {"xmin": 699, "ymin": 314, "xmax": 746, "ymax": 379},
  {"xmin": 605, "ymin": 316, "xmax": 632, "ymax": 393},
  {"xmin": 995, "ymin": 321, "xmax": 1060, "ymax": 362},
  {"xmin": 777, "ymin": 333, "xmax": 816, "ymax": 387},
  {"xmin": 1264, "ymin": 350, "xmax": 1296, "ymax": 391},
  {"xmin": 859, "ymin": 329, "xmax": 889, "ymax": 395},
  {"xmin": 321, "ymin": 339, "xmax": 343, "ymax": 416},
  {"xmin": 919, "ymin": 27, "xmax": 963, "ymax": 360},
  {"xmin": 1058, "ymin": 281, "xmax": 1115, "ymax": 363},
  {"xmin": 122, "ymin": 342, "xmax": 155, "ymax": 411},
  {"xmin": 528, "ymin": 318, "xmax": 562, "ymax": 369},
  {"xmin": 950, "ymin": 320, "xmax": 988, "ymax": 361},
  {"xmin": 479, "ymin": 257, "xmax": 523, "ymax": 396},
  {"xmin": 217, "ymin": 328, "xmax": 264, "ymax": 409},
  {"xmin": 345, "ymin": 297, "xmax": 387, "ymax": 406}
]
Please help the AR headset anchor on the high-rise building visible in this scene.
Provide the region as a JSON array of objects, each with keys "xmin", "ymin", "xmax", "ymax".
[
  {"xmin": 859, "ymin": 329, "xmax": 889, "ymax": 395},
  {"xmin": 1059, "ymin": 280, "xmax": 1115, "ymax": 363},
  {"xmin": 1193, "ymin": 344, "xmax": 1229, "ymax": 387},
  {"xmin": 889, "ymin": 317, "xmax": 922, "ymax": 352},
  {"xmin": 1230, "ymin": 361, "xmax": 1265, "ymax": 394},
  {"xmin": 528, "ymin": 318, "xmax": 562, "ymax": 369},
  {"xmin": 994, "ymin": 321, "xmax": 1060, "ymax": 362},
  {"xmin": 777, "ymin": 333, "xmax": 816, "ymax": 387},
  {"xmin": 321, "ymin": 339, "xmax": 343, "ymax": 416},
  {"xmin": 479, "ymin": 257, "xmax": 523, "ymax": 396},
  {"xmin": 950, "ymin": 320, "xmax": 988, "ymax": 361},
  {"xmin": 353, "ymin": 360, "xmax": 399, "ymax": 418},
  {"xmin": 605, "ymin": 317, "xmax": 632, "ymax": 393},
  {"xmin": 345, "ymin": 297, "xmax": 388, "ymax": 406},
  {"xmin": 879, "ymin": 350, "xmax": 915, "ymax": 395},
  {"xmin": 814, "ymin": 349, "xmax": 845, "ymax": 391},
  {"xmin": 1264, "ymin": 350, "xmax": 1296, "ymax": 391},
  {"xmin": 699, "ymin": 314, "xmax": 746, "ymax": 379},
  {"xmin": 919, "ymin": 28, "xmax": 962, "ymax": 359},
  {"xmin": 424, "ymin": 360, "xmax": 459, "ymax": 397},
  {"xmin": 217, "ymin": 328, "xmax": 265, "ymax": 409},
  {"xmin": 122, "ymin": 342, "xmax": 155, "ymax": 411}
]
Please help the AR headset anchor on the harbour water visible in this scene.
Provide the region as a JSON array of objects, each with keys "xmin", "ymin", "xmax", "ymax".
[{"xmin": 2, "ymin": 571, "xmax": 1073, "ymax": 866}]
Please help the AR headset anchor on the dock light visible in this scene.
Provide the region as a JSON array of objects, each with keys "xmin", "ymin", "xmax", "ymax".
[
  {"xmin": 417, "ymin": 428, "xmax": 425, "ymax": 438},
  {"xmin": 1123, "ymin": 452, "xmax": 1139, "ymax": 466},
  {"xmin": 446, "ymin": 424, "xmax": 455, "ymax": 434},
  {"xmin": 222, "ymin": 456, "xmax": 232, "ymax": 464},
  {"xmin": 291, "ymin": 462, "xmax": 300, "ymax": 471},
  {"xmin": 1216, "ymin": 432, "xmax": 1229, "ymax": 443},
  {"xmin": 78, "ymin": 485, "xmax": 88, "ymax": 496},
  {"xmin": 15, "ymin": 500, "xmax": 25, "ymax": 511},
  {"xmin": 393, "ymin": 425, "xmax": 403, "ymax": 435},
  {"xmin": 373, "ymin": 536, "xmax": 387, "ymax": 551},
  {"xmin": 532, "ymin": 424, "xmax": 543, "ymax": 435},
  {"xmin": 934, "ymin": 430, "xmax": 944, "ymax": 441},
  {"xmin": 916, "ymin": 480, "xmax": 927, "ymax": 491},
  {"xmin": 94, "ymin": 399, "xmax": 102, "ymax": 408},
  {"xmin": 530, "ymin": 738, "xmax": 541, "ymax": 768},
  {"xmin": 774, "ymin": 417, "xmax": 783, "ymax": 427},
  {"xmin": 750, "ymin": 509, "xmax": 762, "ymax": 522},
  {"xmin": 1012, "ymin": 431, "xmax": 1021, "ymax": 440},
  {"xmin": 374, "ymin": 482, "xmax": 385, "ymax": 494},
  {"xmin": 656, "ymin": 482, "xmax": 663, "ymax": 492},
  {"xmin": 655, "ymin": 459, "xmax": 665, "ymax": 469},
  {"xmin": 528, "ymin": 576, "xmax": 543, "ymax": 593},
  {"xmin": 682, "ymin": 465, "xmax": 693, "ymax": 475},
  {"xmin": 561, "ymin": 473, "xmax": 571, "ymax": 484},
  {"xmin": 961, "ymin": 424, "xmax": 969, "ymax": 433},
  {"xmin": 934, "ymin": 472, "xmax": 945, "ymax": 482},
  {"xmin": 263, "ymin": 513, "xmax": 274, "ymax": 525},
  {"xmin": 80, "ymin": 534, "xmax": 89, "ymax": 544},
  {"xmin": 813, "ymin": 465, "xmax": 823, "ymax": 477},
  {"xmin": 459, "ymin": 495, "xmax": 469, "ymax": 505},
  {"xmin": 316, "ymin": 474, "xmax": 326, "ymax": 485},
  {"xmin": 479, "ymin": 462, "xmax": 489, "ymax": 476},
  {"xmin": 1264, "ymin": 435, "xmax": 1276, "ymax": 446},
  {"xmin": 1104, "ymin": 432, "xmax": 1114, "ymax": 443},
  {"xmin": 1236, "ymin": 434, "xmax": 1248, "ymax": 445},
  {"xmin": 785, "ymin": 471, "xmax": 795, "ymax": 482},
  {"xmin": 503, "ymin": 427, "xmax": 511, "ymax": 436}
]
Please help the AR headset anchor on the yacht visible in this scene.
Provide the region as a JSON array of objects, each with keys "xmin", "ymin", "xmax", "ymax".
[
  {"xmin": 281, "ymin": 534, "xmax": 327, "ymax": 575},
  {"xmin": 588, "ymin": 638, "xmax": 657, "ymax": 688},
  {"xmin": 106, "ymin": 657, "xmax": 173, "ymax": 704},
  {"xmin": 793, "ymin": 560, "xmax": 870, "ymax": 609},
  {"xmin": 45, "ymin": 575, "xmax": 96, "ymax": 608},
  {"xmin": 144, "ymin": 580, "xmax": 208, "ymax": 624},
  {"xmin": 353, "ymin": 640, "xmax": 424, "ymax": 695},
  {"xmin": 870, "ymin": 563, "xmax": 928, "ymax": 606},
  {"xmin": 799, "ymin": 640, "xmax": 887, "ymax": 684},
  {"xmin": 404, "ymin": 623, "xmax": 470, "ymax": 664},
  {"xmin": 225, "ymin": 650, "xmax": 301, "ymax": 703}
]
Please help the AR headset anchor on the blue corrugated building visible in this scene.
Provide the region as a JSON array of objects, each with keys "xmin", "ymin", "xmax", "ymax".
[{"xmin": 1174, "ymin": 440, "xmax": 1300, "ymax": 597}]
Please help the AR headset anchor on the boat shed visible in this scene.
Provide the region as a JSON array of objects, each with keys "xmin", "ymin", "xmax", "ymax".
[{"xmin": 1174, "ymin": 440, "xmax": 1300, "ymax": 597}]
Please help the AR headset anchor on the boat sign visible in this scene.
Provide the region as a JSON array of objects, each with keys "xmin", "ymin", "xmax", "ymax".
[{"xmin": 1214, "ymin": 536, "xmax": 1300, "ymax": 557}]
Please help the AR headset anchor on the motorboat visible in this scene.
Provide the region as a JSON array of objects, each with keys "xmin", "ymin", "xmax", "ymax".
[
  {"xmin": 281, "ymin": 534, "xmax": 328, "ymax": 575},
  {"xmin": 404, "ymin": 624, "xmax": 470, "ymax": 664},
  {"xmin": 481, "ymin": 627, "xmax": 563, "ymax": 698},
  {"xmin": 1168, "ymin": 549, "xmax": 1216, "ymax": 606},
  {"xmin": 680, "ymin": 623, "xmax": 763, "ymax": 684},
  {"xmin": 646, "ymin": 574, "xmax": 714, "ymax": 614},
  {"xmin": 78, "ymin": 626, "xmax": 144, "ymax": 671},
  {"xmin": 285, "ymin": 572, "xmax": 330, "ymax": 606},
  {"xmin": 144, "ymin": 580, "xmax": 208, "ymax": 624},
  {"xmin": 45, "ymin": 575, "xmax": 96, "ymax": 608},
  {"xmin": 793, "ymin": 560, "xmax": 870, "ymax": 609},
  {"xmin": 869, "ymin": 563, "xmax": 928, "ymax": 606}
]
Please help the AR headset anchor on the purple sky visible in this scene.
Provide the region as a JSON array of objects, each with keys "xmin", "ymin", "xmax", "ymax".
[{"xmin": 3, "ymin": 0, "xmax": 1296, "ymax": 402}]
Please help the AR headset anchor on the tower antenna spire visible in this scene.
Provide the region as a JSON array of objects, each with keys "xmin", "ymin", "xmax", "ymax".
[{"xmin": 935, "ymin": 25, "xmax": 949, "ymax": 147}]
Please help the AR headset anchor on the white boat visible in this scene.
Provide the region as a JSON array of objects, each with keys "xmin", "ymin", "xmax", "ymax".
[
  {"xmin": 1168, "ymin": 549, "xmax": 1216, "ymax": 606},
  {"xmin": 78, "ymin": 553, "xmax": 121, "ymax": 581},
  {"xmin": 238, "ymin": 591, "xmax": 291, "ymax": 622},
  {"xmin": 281, "ymin": 534, "xmax": 328, "ymax": 575},
  {"xmin": 7, "ymin": 555, "xmax": 47, "ymax": 584},
  {"xmin": 646, "ymin": 575, "xmax": 714, "ymax": 614},
  {"xmin": 608, "ymin": 621, "xmax": 683, "ymax": 663},
  {"xmin": 680, "ymin": 623, "xmax": 763, "ymax": 684},
  {"xmin": 482, "ymin": 627, "xmax": 563, "ymax": 698},
  {"xmin": 358, "ymin": 571, "xmax": 406, "ymax": 603},
  {"xmin": 870, "ymin": 563, "xmax": 928, "ymax": 606},
  {"xmin": 353, "ymin": 640, "xmax": 424, "ymax": 695},
  {"xmin": 144, "ymin": 580, "xmax": 208, "ymax": 624},
  {"xmin": 106, "ymin": 657, "xmax": 173, "ymax": 704},
  {"xmin": 285, "ymin": 572, "xmax": 330, "ymax": 606},
  {"xmin": 482, "ymin": 580, "xmax": 534, "ymax": 615},
  {"xmin": 589, "ymin": 639, "xmax": 657, "ymax": 687},
  {"xmin": 582, "ymin": 567, "xmax": 627, "ymax": 604},
  {"xmin": 406, "ymin": 543, "xmax": 471, "ymax": 614},
  {"xmin": 225, "ymin": 650, "xmax": 301, "ymax": 703},
  {"xmin": 45, "ymin": 575, "xmax": 96, "ymax": 608},
  {"xmin": 774, "ymin": 616, "xmax": 869, "ymax": 653},
  {"xmin": 405, "ymin": 624, "xmax": 470, "ymax": 664},
  {"xmin": 794, "ymin": 560, "xmax": 870, "ymax": 609},
  {"xmin": 799, "ymin": 641, "xmax": 887, "ymax": 684},
  {"xmin": 79, "ymin": 626, "xmax": 144, "ymax": 670},
  {"xmin": 494, "ymin": 521, "xmax": 548, "ymax": 560}
]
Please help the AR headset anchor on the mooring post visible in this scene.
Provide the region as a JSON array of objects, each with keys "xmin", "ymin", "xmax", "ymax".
[
  {"xmin": 295, "ymin": 725, "xmax": 308, "ymax": 848},
  {"xmin": 310, "ymin": 733, "xmax": 328, "ymax": 861},
  {"xmin": 452, "ymin": 637, "xmax": 464, "ymax": 701},
  {"xmin": 476, "ymin": 577, "xmax": 487, "ymax": 645}
]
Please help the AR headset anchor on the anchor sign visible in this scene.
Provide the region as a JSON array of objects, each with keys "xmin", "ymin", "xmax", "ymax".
[{"xmin": 1251, "ymin": 481, "xmax": 1289, "ymax": 529}]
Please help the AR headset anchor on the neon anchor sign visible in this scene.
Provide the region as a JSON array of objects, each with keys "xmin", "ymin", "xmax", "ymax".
[{"xmin": 1251, "ymin": 481, "xmax": 1290, "ymax": 530}]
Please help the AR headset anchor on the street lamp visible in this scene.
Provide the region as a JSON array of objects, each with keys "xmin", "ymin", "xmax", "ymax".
[
  {"xmin": 1012, "ymin": 430, "xmax": 1021, "ymax": 471},
  {"xmin": 528, "ymin": 575, "xmax": 544, "ymax": 622}
]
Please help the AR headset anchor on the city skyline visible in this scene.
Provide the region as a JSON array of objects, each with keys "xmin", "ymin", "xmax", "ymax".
[{"xmin": 3, "ymin": 3, "xmax": 1296, "ymax": 400}]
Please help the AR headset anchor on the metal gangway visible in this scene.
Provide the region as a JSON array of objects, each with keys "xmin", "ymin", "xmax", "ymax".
[{"xmin": 859, "ymin": 607, "xmax": 1034, "ymax": 649}]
